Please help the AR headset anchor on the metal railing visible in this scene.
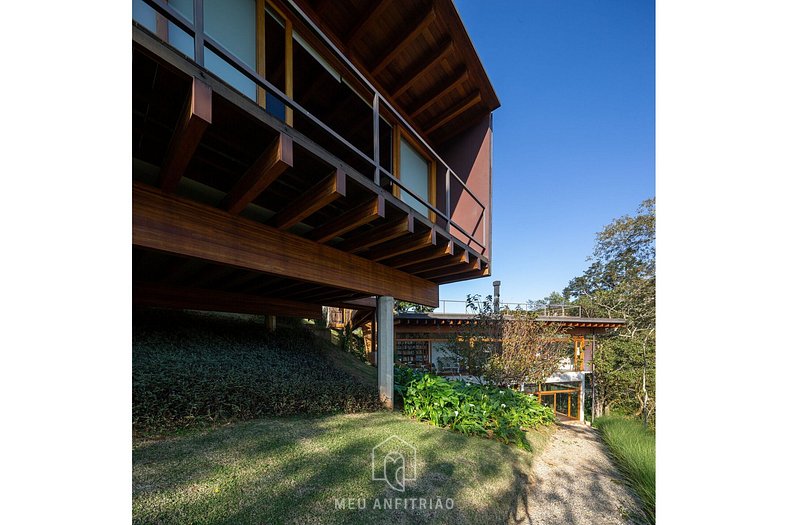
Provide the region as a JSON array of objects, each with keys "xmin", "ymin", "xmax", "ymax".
[
  {"xmin": 137, "ymin": 0, "xmax": 488, "ymax": 254},
  {"xmin": 438, "ymin": 299, "xmax": 585, "ymax": 317}
]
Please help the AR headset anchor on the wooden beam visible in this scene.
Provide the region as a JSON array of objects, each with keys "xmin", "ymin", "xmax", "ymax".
[
  {"xmin": 431, "ymin": 265, "xmax": 490, "ymax": 285},
  {"xmin": 272, "ymin": 169, "xmax": 347, "ymax": 229},
  {"xmin": 371, "ymin": 10, "xmax": 436, "ymax": 77},
  {"xmin": 159, "ymin": 77, "xmax": 212, "ymax": 192},
  {"xmin": 419, "ymin": 256, "xmax": 481, "ymax": 280},
  {"xmin": 190, "ymin": 264, "xmax": 233, "ymax": 288},
  {"xmin": 390, "ymin": 40, "xmax": 454, "ymax": 99},
  {"xmin": 220, "ymin": 132, "xmax": 293, "ymax": 214},
  {"xmin": 336, "ymin": 214, "xmax": 414, "ymax": 253},
  {"xmin": 335, "ymin": 297, "xmax": 377, "ymax": 310},
  {"xmin": 306, "ymin": 195, "xmax": 385, "ymax": 243},
  {"xmin": 382, "ymin": 240, "xmax": 454, "ymax": 269},
  {"xmin": 406, "ymin": 250, "xmax": 471, "ymax": 275},
  {"xmin": 133, "ymin": 183, "xmax": 438, "ymax": 305},
  {"xmin": 133, "ymin": 282, "xmax": 322, "ymax": 318},
  {"xmin": 365, "ymin": 228, "xmax": 437, "ymax": 262},
  {"xmin": 352, "ymin": 309, "xmax": 374, "ymax": 327},
  {"xmin": 255, "ymin": 281, "xmax": 313, "ymax": 296},
  {"xmin": 424, "ymin": 91, "xmax": 482, "ymax": 135},
  {"xmin": 411, "ymin": 69, "xmax": 469, "ymax": 119},
  {"xmin": 221, "ymin": 270, "xmax": 267, "ymax": 291},
  {"xmin": 296, "ymin": 288, "xmax": 358, "ymax": 303},
  {"xmin": 346, "ymin": 0, "xmax": 395, "ymax": 49}
]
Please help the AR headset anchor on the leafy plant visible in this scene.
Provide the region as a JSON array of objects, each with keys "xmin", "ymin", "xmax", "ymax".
[{"xmin": 396, "ymin": 371, "xmax": 553, "ymax": 451}]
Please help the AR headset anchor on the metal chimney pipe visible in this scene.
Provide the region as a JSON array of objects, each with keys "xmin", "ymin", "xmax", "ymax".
[{"xmin": 493, "ymin": 280, "xmax": 501, "ymax": 313}]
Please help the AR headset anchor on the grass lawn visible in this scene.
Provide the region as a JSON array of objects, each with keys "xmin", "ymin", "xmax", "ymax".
[
  {"xmin": 594, "ymin": 416, "xmax": 656, "ymax": 524},
  {"xmin": 133, "ymin": 411, "xmax": 551, "ymax": 524}
]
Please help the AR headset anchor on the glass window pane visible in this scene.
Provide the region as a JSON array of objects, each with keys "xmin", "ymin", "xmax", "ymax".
[
  {"xmin": 430, "ymin": 342, "xmax": 459, "ymax": 374},
  {"xmin": 168, "ymin": 23, "xmax": 195, "ymax": 59},
  {"xmin": 169, "ymin": 0, "xmax": 194, "ymax": 21},
  {"xmin": 168, "ymin": 0, "xmax": 196, "ymax": 59},
  {"xmin": 132, "ymin": 0, "xmax": 157, "ymax": 33},
  {"xmin": 203, "ymin": 0, "xmax": 256, "ymax": 99},
  {"xmin": 399, "ymin": 139, "xmax": 430, "ymax": 217}
]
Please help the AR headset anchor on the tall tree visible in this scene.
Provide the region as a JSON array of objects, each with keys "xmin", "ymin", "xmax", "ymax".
[{"xmin": 564, "ymin": 198, "xmax": 656, "ymax": 426}]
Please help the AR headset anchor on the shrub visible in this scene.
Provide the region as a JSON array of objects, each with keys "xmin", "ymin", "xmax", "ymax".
[
  {"xmin": 133, "ymin": 309, "xmax": 380, "ymax": 435},
  {"xmin": 396, "ymin": 368, "xmax": 553, "ymax": 450}
]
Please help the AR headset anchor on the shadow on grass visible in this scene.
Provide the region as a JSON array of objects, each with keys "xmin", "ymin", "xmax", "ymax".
[{"xmin": 133, "ymin": 412, "xmax": 555, "ymax": 525}]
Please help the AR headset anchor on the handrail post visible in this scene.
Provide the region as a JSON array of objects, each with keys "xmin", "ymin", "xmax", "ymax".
[
  {"xmin": 373, "ymin": 93, "xmax": 380, "ymax": 185},
  {"xmin": 445, "ymin": 168, "xmax": 451, "ymax": 219},
  {"xmin": 193, "ymin": 0, "xmax": 204, "ymax": 66}
]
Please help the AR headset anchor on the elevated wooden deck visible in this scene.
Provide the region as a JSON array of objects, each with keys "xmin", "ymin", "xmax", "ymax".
[{"xmin": 132, "ymin": 2, "xmax": 494, "ymax": 314}]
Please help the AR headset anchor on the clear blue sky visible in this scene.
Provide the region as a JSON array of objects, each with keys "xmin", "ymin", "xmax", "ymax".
[{"xmin": 439, "ymin": 0, "xmax": 655, "ymax": 311}]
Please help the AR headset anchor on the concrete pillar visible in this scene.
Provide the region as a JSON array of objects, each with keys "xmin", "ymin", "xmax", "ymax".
[
  {"xmin": 376, "ymin": 295, "xmax": 394, "ymax": 409},
  {"xmin": 266, "ymin": 315, "xmax": 276, "ymax": 332},
  {"xmin": 579, "ymin": 374, "xmax": 586, "ymax": 424}
]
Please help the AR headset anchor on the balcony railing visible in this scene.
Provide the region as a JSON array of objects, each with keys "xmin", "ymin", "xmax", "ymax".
[
  {"xmin": 437, "ymin": 299, "xmax": 586, "ymax": 317},
  {"xmin": 136, "ymin": 0, "xmax": 488, "ymax": 255}
]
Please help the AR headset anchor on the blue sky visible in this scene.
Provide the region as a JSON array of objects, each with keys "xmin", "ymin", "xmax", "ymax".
[{"xmin": 439, "ymin": 0, "xmax": 655, "ymax": 311}]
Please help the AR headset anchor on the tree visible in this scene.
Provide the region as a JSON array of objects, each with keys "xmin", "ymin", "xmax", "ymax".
[
  {"xmin": 394, "ymin": 301, "xmax": 435, "ymax": 313},
  {"xmin": 444, "ymin": 294, "xmax": 500, "ymax": 382},
  {"xmin": 486, "ymin": 310, "xmax": 568, "ymax": 387},
  {"xmin": 564, "ymin": 198, "xmax": 656, "ymax": 426},
  {"xmin": 447, "ymin": 294, "xmax": 568, "ymax": 387}
]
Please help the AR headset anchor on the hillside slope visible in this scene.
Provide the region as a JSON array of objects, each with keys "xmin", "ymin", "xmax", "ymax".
[{"xmin": 133, "ymin": 308, "xmax": 380, "ymax": 436}]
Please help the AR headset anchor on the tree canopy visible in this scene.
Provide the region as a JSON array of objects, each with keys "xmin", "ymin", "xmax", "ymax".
[{"xmin": 564, "ymin": 198, "xmax": 656, "ymax": 426}]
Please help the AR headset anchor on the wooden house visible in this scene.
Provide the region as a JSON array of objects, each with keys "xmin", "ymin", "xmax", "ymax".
[
  {"xmin": 390, "ymin": 312, "xmax": 626, "ymax": 421},
  {"xmin": 132, "ymin": 0, "xmax": 499, "ymax": 407}
]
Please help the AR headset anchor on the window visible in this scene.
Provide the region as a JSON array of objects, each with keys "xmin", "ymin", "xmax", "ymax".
[
  {"xmin": 203, "ymin": 0, "xmax": 257, "ymax": 100},
  {"xmin": 132, "ymin": 0, "xmax": 195, "ymax": 59},
  {"xmin": 398, "ymin": 136, "xmax": 433, "ymax": 218}
]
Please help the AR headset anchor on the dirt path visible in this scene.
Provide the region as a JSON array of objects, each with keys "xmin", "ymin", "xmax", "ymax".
[{"xmin": 508, "ymin": 422, "xmax": 643, "ymax": 525}]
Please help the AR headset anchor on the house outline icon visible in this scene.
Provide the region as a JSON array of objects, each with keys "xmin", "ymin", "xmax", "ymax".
[{"xmin": 371, "ymin": 435, "xmax": 417, "ymax": 491}]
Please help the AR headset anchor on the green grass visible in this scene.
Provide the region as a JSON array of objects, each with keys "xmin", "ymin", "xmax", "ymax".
[
  {"xmin": 133, "ymin": 412, "xmax": 551, "ymax": 524},
  {"xmin": 594, "ymin": 416, "xmax": 655, "ymax": 524}
]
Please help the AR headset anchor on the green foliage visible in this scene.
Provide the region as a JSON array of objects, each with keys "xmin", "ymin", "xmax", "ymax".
[
  {"xmin": 594, "ymin": 416, "xmax": 656, "ymax": 524},
  {"xmin": 338, "ymin": 325, "xmax": 367, "ymax": 362},
  {"xmin": 394, "ymin": 300, "xmax": 435, "ymax": 313},
  {"xmin": 133, "ymin": 309, "xmax": 380, "ymax": 435},
  {"xmin": 564, "ymin": 198, "xmax": 656, "ymax": 426},
  {"xmin": 446, "ymin": 298, "xmax": 567, "ymax": 386},
  {"xmin": 396, "ymin": 370, "xmax": 554, "ymax": 451}
]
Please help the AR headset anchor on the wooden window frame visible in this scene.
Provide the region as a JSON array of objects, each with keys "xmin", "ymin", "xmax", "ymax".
[
  {"xmin": 258, "ymin": 1, "xmax": 294, "ymax": 125},
  {"xmin": 394, "ymin": 125, "xmax": 437, "ymax": 223}
]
